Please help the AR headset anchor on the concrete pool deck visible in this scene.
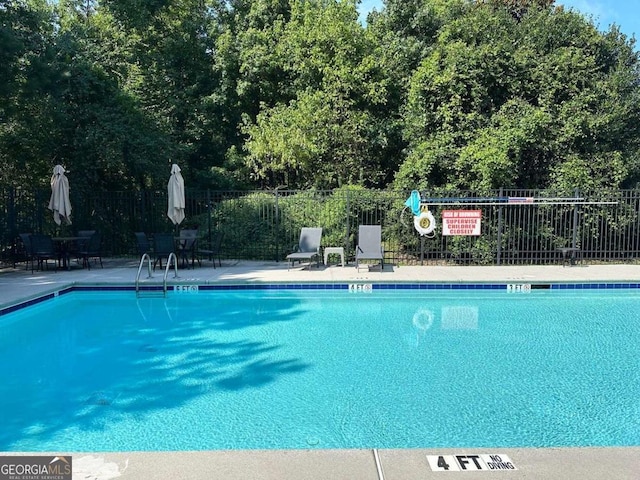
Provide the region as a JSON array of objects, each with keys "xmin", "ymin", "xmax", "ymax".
[{"xmin": 1, "ymin": 258, "xmax": 639, "ymax": 479}]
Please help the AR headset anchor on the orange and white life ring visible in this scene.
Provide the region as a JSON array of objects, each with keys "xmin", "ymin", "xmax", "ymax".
[{"xmin": 414, "ymin": 210, "xmax": 436, "ymax": 236}]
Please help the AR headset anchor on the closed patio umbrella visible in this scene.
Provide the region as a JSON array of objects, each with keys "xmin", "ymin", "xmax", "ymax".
[
  {"xmin": 167, "ymin": 163, "xmax": 185, "ymax": 225},
  {"xmin": 48, "ymin": 165, "xmax": 72, "ymax": 226}
]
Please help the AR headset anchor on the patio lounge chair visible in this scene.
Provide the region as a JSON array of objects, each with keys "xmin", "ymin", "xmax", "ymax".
[
  {"xmin": 356, "ymin": 225, "xmax": 384, "ymax": 271},
  {"xmin": 286, "ymin": 227, "xmax": 322, "ymax": 270}
]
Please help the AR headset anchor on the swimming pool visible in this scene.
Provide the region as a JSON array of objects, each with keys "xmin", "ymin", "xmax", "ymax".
[{"xmin": 1, "ymin": 287, "xmax": 639, "ymax": 451}]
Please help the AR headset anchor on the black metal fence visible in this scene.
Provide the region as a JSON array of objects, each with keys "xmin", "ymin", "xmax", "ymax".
[{"xmin": 2, "ymin": 187, "xmax": 639, "ymax": 266}]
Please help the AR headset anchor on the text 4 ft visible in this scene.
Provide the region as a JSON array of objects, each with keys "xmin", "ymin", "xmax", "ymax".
[{"xmin": 426, "ymin": 454, "xmax": 517, "ymax": 472}]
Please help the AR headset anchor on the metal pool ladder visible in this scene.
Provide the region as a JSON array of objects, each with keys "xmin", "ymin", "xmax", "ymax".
[{"xmin": 136, "ymin": 253, "xmax": 179, "ymax": 297}]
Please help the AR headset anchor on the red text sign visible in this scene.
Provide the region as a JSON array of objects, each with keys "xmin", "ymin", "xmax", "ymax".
[{"xmin": 442, "ymin": 210, "xmax": 482, "ymax": 236}]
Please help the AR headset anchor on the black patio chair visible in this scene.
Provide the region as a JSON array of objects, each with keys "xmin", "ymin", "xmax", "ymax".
[
  {"xmin": 62, "ymin": 229, "xmax": 96, "ymax": 263},
  {"xmin": 152, "ymin": 233, "xmax": 175, "ymax": 270},
  {"xmin": 30, "ymin": 234, "xmax": 59, "ymax": 273},
  {"xmin": 75, "ymin": 230, "xmax": 96, "ymax": 251},
  {"xmin": 16, "ymin": 233, "xmax": 36, "ymax": 270},
  {"xmin": 176, "ymin": 229, "xmax": 199, "ymax": 268},
  {"xmin": 198, "ymin": 231, "xmax": 224, "ymax": 268},
  {"xmin": 135, "ymin": 232, "xmax": 151, "ymax": 257},
  {"xmin": 77, "ymin": 232, "xmax": 103, "ymax": 270}
]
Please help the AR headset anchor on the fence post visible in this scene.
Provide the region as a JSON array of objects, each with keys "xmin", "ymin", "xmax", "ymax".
[
  {"xmin": 274, "ymin": 188, "xmax": 280, "ymax": 262},
  {"xmin": 572, "ymin": 188, "xmax": 580, "ymax": 249},
  {"xmin": 8, "ymin": 188, "xmax": 17, "ymax": 253},
  {"xmin": 139, "ymin": 190, "xmax": 146, "ymax": 233},
  {"xmin": 207, "ymin": 189, "xmax": 212, "ymax": 246},
  {"xmin": 496, "ymin": 187, "xmax": 503, "ymax": 265},
  {"xmin": 36, "ymin": 189, "xmax": 43, "ymax": 234},
  {"xmin": 345, "ymin": 190, "xmax": 350, "ymax": 261}
]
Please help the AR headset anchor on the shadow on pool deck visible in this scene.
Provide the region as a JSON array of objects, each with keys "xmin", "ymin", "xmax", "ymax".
[{"xmin": 1, "ymin": 259, "xmax": 640, "ymax": 479}]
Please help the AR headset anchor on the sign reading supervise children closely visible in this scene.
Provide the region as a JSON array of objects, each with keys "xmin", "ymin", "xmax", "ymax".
[{"xmin": 442, "ymin": 210, "xmax": 482, "ymax": 236}]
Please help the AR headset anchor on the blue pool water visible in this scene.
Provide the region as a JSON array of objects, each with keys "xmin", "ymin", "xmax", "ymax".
[{"xmin": 1, "ymin": 288, "xmax": 639, "ymax": 451}]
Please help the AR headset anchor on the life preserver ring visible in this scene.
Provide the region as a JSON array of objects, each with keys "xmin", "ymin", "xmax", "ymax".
[
  {"xmin": 414, "ymin": 210, "xmax": 436, "ymax": 236},
  {"xmin": 412, "ymin": 309, "xmax": 434, "ymax": 331}
]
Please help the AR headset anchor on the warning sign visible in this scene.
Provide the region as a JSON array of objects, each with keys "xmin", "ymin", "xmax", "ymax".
[
  {"xmin": 426, "ymin": 454, "xmax": 517, "ymax": 472},
  {"xmin": 442, "ymin": 210, "xmax": 482, "ymax": 236}
]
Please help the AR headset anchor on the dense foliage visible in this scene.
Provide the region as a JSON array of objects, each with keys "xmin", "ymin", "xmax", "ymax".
[{"xmin": 1, "ymin": 0, "xmax": 639, "ymax": 194}]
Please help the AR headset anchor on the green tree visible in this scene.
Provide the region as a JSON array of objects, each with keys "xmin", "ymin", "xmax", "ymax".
[
  {"xmin": 50, "ymin": 0, "xmax": 174, "ymax": 192},
  {"xmin": 0, "ymin": 0, "xmax": 59, "ymax": 188},
  {"xmin": 101, "ymin": 0, "xmax": 248, "ymax": 188},
  {"xmin": 394, "ymin": 1, "xmax": 640, "ymax": 192},
  {"xmin": 477, "ymin": 0, "xmax": 555, "ymax": 21},
  {"xmin": 243, "ymin": 0, "xmax": 388, "ymax": 189},
  {"xmin": 3, "ymin": 0, "xmax": 640, "ymax": 196}
]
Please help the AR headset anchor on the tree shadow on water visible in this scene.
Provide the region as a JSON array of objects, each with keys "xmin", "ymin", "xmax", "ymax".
[
  {"xmin": 216, "ymin": 357, "xmax": 308, "ymax": 390},
  {"xmin": 0, "ymin": 292, "xmax": 311, "ymax": 450}
]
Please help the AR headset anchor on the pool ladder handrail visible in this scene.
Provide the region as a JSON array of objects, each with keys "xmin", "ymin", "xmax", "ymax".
[
  {"xmin": 135, "ymin": 253, "xmax": 179, "ymax": 297},
  {"xmin": 163, "ymin": 252, "xmax": 179, "ymax": 295},
  {"xmin": 135, "ymin": 253, "xmax": 153, "ymax": 297}
]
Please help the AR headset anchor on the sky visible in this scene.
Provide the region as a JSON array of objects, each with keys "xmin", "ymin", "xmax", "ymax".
[{"xmin": 358, "ymin": 0, "xmax": 639, "ymax": 40}]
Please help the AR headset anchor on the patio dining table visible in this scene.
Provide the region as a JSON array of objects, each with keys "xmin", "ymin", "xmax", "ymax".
[{"xmin": 52, "ymin": 236, "xmax": 83, "ymax": 270}]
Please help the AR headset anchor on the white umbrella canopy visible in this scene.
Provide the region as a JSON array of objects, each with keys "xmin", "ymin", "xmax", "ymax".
[
  {"xmin": 48, "ymin": 164, "xmax": 72, "ymax": 226},
  {"xmin": 167, "ymin": 163, "xmax": 185, "ymax": 225}
]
